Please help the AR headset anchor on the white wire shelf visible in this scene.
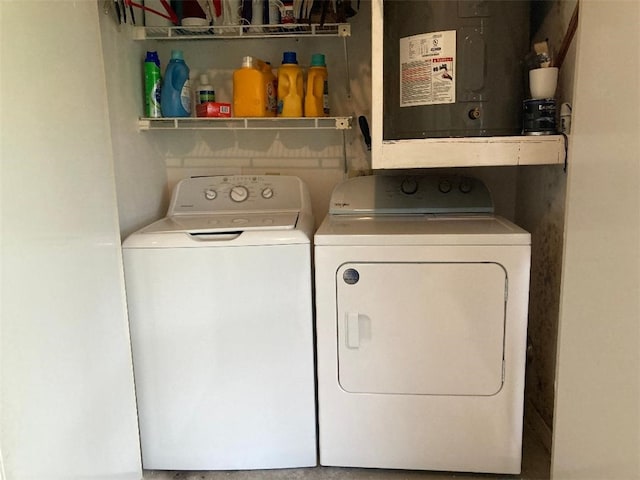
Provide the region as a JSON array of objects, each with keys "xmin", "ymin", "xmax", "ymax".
[
  {"xmin": 133, "ymin": 23, "xmax": 350, "ymax": 40},
  {"xmin": 138, "ymin": 116, "xmax": 352, "ymax": 131}
]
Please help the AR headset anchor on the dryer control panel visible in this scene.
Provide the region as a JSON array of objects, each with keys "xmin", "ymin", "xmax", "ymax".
[
  {"xmin": 329, "ymin": 175, "xmax": 494, "ymax": 215},
  {"xmin": 168, "ymin": 175, "xmax": 307, "ymax": 215}
]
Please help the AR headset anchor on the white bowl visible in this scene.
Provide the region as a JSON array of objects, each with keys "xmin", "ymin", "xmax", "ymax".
[{"xmin": 181, "ymin": 17, "xmax": 209, "ymax": 27}]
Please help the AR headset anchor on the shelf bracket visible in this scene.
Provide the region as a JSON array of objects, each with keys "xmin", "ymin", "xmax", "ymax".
[
  {"xmin": 335, "ymin": 117, "xmax": 351, "ymax": 130},
  {"xmin": 338, "ymin": 23, "xmax": 351, "ymax": 37},
  {"xmin": 133, "ymin": 26, "xmax": 147, "ymax": 40},
  {"xmin": 138, "ymin": 118, "xmax": 151, "ymax": 131}
]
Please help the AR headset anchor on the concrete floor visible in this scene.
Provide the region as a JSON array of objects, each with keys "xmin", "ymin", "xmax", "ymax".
[{"xmin": 143, "ymin": 424, "xmax": 550, "ymax": 480}]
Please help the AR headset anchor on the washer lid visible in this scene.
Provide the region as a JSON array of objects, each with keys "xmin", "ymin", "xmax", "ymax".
[
  {"xmin": 315, "ymin": 214, "xmax": 531, "ymax": 246},
  {"xmin": 122, "ymin": 212, "xmax": 312, "ymax": 248},
  {"xmin": 136, "ymin": 212, "xmax": 299, "ymax": 235}
]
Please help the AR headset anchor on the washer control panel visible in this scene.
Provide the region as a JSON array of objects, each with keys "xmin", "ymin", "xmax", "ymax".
[
  {"xmin": 168, "ymin": 175, "xmax": 304, "ymax": 215},
  {"xmin": 329, "ymin": 175, "xmax": 494, "ymax": 215}
]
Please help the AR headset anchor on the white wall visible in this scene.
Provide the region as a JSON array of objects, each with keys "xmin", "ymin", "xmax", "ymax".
[
  {"xmin": 516, "ymin": 0, "xmax": 578, "ymax": 444},
  {"xmin": 551, "ymin": 1, "xmax": 640, "ymax": 478},
  {"xmin": 0, "ymin": 2, "xmax": 141, "ymax": 478},
  {"xmin": 98, "ymin": 13, "xmax": 169, "ymax": 240}
]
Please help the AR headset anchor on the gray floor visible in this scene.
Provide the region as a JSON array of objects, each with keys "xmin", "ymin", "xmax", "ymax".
[{"xmin": 143, "ymin": 424, "xmax": 550, "ymax": 480}]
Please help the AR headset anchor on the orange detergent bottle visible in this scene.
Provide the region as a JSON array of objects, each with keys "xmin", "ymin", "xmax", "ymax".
[
  {"xmin": 263, "ymin": 61, "xmax": 277, "ymax": 117},
  {"xmin": 233, "ymin": 56, "xmax": 268, "ymax": 117},
  {"xmin": 304, "ymin": 54, "xmax": 329, "ymax": 117},
  {"xmin": 277, "ymin": 51, "xmax": 304, "ymax": 117}
]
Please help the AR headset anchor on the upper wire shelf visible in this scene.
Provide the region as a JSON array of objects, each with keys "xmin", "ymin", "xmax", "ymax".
[{"xmin": 133, "ymin": 23, "xmax": 351, "ymax": 40}]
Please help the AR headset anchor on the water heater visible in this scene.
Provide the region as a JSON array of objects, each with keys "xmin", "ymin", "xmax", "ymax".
[{"xmin": 383, "ymin": 1, "xmax": 530, "ymax": 139}]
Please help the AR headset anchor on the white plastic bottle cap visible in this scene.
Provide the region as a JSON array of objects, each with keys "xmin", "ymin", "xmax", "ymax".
[{"xmin": 200, "ymin": 74, "xmax": 210, "ymax": 85}]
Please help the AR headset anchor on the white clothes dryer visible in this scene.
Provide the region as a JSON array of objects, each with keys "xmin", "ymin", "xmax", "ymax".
[
  {"xmin": 123, "ymin": 175, "xmax": 316, "ymax": 470},
  {"xmin": 314, "ymin": 175, "xmax": 531, "ymax": 474}
]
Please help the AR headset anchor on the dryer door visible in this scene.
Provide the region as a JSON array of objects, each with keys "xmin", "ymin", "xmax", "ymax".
[{"xmin": 336, "ymin": 262, "xmax": 507, "ymax": 396}]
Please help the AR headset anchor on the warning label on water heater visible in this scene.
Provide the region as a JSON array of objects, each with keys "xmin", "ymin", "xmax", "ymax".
[{"xmin": 399, "ymin": 30, "xmax": 456, "ymax": 107}]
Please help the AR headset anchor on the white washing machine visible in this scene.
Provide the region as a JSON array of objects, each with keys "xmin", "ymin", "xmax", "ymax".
[
  {"xmin": 122, "ymin": 175, "xmax": 316, "ymax": 470},
  {"xmin": 314, "ymin": 175, "xmax": 531, "ymax": 474}
]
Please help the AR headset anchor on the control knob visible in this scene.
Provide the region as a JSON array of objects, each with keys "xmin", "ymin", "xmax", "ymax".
[
  {"xmin": 204, "ymin": 188, "xmax": 217, "ymax": 200},
  {"xmin": 261, "ymin": 187, "xmax": 274, "ymax": 199},
  {"xmin": 230, "ymin": 185, "xmax": 249, "ymax": 202},
  {"xmin": 400, "ymin": 177, "xmax": 419, "ymax": 195},
  {"xmin": 438, "ymin": 179, "xmax": 452, "ymax": 193},
  {"xmin": 459, "ymin": 179, "xmax": 473, "ymax": 194}
]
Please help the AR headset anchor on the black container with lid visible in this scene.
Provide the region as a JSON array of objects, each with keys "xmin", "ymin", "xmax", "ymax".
[{"xmin": 522, "ymin": 99, "xmax": 557, "ymax": 135}]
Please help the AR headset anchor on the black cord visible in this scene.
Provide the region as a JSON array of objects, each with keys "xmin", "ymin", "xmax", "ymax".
[{"xmin": 562, "ymin": 132, "xmax": 569, "ymax": 173}]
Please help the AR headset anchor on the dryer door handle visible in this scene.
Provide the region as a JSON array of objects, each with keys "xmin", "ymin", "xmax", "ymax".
[{"xmin": 346, "ymin": 312, "xmax": 360, "ymax": 349}]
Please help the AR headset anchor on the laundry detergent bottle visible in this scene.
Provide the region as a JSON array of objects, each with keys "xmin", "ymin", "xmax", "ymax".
[
  {"xmin": 144, "ymin": 51, "xmax": 162, "ymax": 118},
  {"xmin": 161, "ymin": 50, "xmax": 191, "ymax": 117},
  {"xmin": 263, "ymin": 61, "xmax": 277, "ymax": 117},
  {"xmin": 304, "ymin": 53, "xmax": 329, "ymax": 117},
  {"xmin": 277, "ymin": 51, "xmax": 304, "ymax": 117},
  {"xmin": 233, "ymin": 56, "xmax": 267, "ymax": 117}
]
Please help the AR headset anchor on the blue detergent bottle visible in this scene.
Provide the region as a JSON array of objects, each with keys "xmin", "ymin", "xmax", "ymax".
[{"xmin": 161, "ymin": 50, "xmax": 191, "ymax": 117}]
